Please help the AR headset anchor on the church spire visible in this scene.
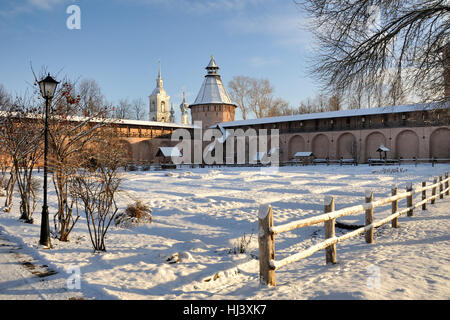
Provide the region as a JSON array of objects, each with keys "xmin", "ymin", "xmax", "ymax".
[{"xmin": 156, "ymin": 60, "xmax": 163, "ymax": 88}]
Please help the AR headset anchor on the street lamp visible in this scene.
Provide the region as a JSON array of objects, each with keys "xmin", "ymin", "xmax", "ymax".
[{"xmin": 38, "ymin": 73, "xmax": 59, "ymax": 248}]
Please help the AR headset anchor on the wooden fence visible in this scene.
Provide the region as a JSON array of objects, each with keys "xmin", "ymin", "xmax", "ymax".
[{"xmin": 257, "ymin": 172, "xmax": 450, "ymax": 286}]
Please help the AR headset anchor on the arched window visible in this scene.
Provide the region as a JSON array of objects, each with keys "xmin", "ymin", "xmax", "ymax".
[{"xmin": 161, "ymin": 101, "xmax": 165, "ymax": 112}]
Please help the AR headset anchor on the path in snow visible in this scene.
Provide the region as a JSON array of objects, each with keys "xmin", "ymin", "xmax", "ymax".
[{"xmin": 0, "ymin": 230, "xmax": 83, "ymax": 300}]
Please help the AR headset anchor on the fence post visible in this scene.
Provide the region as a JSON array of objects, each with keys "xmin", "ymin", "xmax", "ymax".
[
  {"xmin": 406, "ymin": 183, "xmax": 413, "ymax": 217},
  {"xmin": 431, "ymin": 177, "xmax": 437, "ymax": 205},
  {"xmin": 392, "ymin": 187, "xmax": 399, "ymax": 228},
  {"xmin": 258, "ymin": 204, "xmax": 275, "ymax": 286},
  {"xmin": 365, "ymin": 191, "xmax": 374, "ymax": 243},
  {"xmin": 324, "ymin": 196, "xmax": 337, "ymax": 264},
  {"xmin": 439, "ymin": 175, "xmax": 443, "ymax": 199},
  {"xmin": 422, "ymin": 181, "xmax": 427, "ymax": 211},
  {"xmin": 446, "ymin": 172, "xmax": 449, "ymax": 196}
]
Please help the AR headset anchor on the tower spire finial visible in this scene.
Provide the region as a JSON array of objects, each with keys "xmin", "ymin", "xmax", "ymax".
[
  {"xmin": 156, "ymin": 60, "xmax": 163, "ymax": 88},
  {"xmin": 206, "ymin": 55, "xmax": 219, "ymax": 74},
  {"xmin": 158, "ymin": 59, "xmax": 161, "ymax": 79}
]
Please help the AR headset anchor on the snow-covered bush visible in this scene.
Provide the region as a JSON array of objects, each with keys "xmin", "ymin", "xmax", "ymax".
[{"xmin": 114, "ymin": 201, "xmax": 152, "ymax": 228}]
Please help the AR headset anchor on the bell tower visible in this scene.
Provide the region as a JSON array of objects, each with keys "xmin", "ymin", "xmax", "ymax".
[{"xmin": 149, "ymin": 61, "xmax": 171, "ymax": 122}]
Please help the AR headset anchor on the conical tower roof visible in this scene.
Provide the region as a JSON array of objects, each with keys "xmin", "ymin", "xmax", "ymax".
[
  {"xmin": 191, "ymin": 56, "xmax": 235, "ymax": 106},
  {"xmin": 206, "ymin": 55, "xmax": 219, "ymax": 72}
]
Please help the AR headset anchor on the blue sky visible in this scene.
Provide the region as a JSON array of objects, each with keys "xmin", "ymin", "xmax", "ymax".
[{"xmin": 0, "ymin": 0, "xmax": 319, "ymax": 121}]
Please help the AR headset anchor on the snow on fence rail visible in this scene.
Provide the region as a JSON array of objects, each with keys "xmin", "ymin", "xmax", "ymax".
[{"xmin": 257, "ymin": 172, "xmax": 450, "ymax": 286}]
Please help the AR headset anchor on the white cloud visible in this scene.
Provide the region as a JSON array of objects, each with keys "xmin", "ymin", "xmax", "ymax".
[
  {"xmin": 0, "ymin": 0, "xmax": 68, "ymax": 17},
  {"xmin": 126, "ymin": 0, "xmax": 266, "ymax": 14},
  {"xmin": 249, "ymin": 56, "xmax": 280, "ymax": 68},
  {"xmin": 225, "ymin": 11, "xmax": 313, "ymax": 49},
  {"xmin": 28, "ymin": 0, "xmax": 67, "ymax": 10}
]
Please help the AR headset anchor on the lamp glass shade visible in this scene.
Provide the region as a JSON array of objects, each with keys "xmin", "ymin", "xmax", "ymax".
[{"xmin": 38, "ymin": 74, "xmax": 59, "ymax": 99}]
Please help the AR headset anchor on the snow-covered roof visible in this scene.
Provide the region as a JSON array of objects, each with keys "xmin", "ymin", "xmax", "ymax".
[
  {"xmin": 113, "ymin": 118, "xmax": 197, "ymax": 129},
  {"xmin": 377, "ymin": 145, "xmax": 390, "ymax": 152},
  {"xmin": 0, "ymin": 111, "xmax": 197, "ymax": 129},
  {"xmin": 192, "ymin": 76, "xmax": 233, "ymax": 105},
  {"xmin": 190, "ymin": 57, "xmax": 235, "ymax": 106},
  {"xmin": 294, "ymin": 152, "xmax": 314, "ymax": 157},
  {"xmin": 157, "ymin": 147, "xmax": 182, "ymax": 158},
  {"xmin": 218, "ymin": 102, "xmax": 449, "ymax": 128}
]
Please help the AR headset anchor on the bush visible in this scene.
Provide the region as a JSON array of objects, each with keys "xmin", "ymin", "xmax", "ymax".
[
  {"xmin": 229, "ymin": 232, "xmax": 254, "ymax": 254},
  {"xmin": 114, "ymin": 201, "xmax": 152, "ymax": 228}
]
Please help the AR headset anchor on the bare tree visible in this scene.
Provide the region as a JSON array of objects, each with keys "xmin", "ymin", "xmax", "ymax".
[
  {"xmin": 0, "ymin": 95, "xmax": 42, "ymax": 222},
  {"xmin": 295, "ymin": 92, "xmax": 347, "ymax": 114},
  {"xmin": 131, "ymin": 98, "xmax": 146, "ymax": 120},
  {"xmin": 228, "ymin": 76, "xmax": 253, "ymax": 120},
  {"xmin": 46, "ymin": 79, "xmax": 113, "ymax": 241},
  {"xmin": 0, "ymin": 85, "xmax": 12, "ymax": 202},
  {"xmin": 0, "ymin": 84, "xmax": 10, "ymax": 110},
  {"xmin": 387, "ymin": 73, "xmax": 406, "ymax": 106},
  {"xmin": 347, "ymin": 82, "xmax": 365, "ymax": 109},
  {"xmin": 77, "ymin": 79, "xmax": 104, "ymax": 116},
  {"xmin": 70, "ymin": 129, "xmax": 126, "ymax": 252},
  {"xmin": 267, "ymin": 98, "xmax": 292, "ymax": 117},
  {"xmin": 114, "ymin": 98, "xmax": 131, "ymax": 119},
  {"xmin": 328, "ymin": 93, "xmax": 342, "ymax": 111},
  {"xmin": 228, "ymin": 76, "xmax": 295, "ymax": 118},
  {"xmin": 300, "ymin": 0, "xmax": 450, "ymax": 102},
  {"xmin": 248, "ymin": 78, "xmax": 275, "ymax": 118}
]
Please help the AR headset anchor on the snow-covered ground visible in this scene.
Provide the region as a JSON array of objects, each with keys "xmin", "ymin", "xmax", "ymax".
[{"xmin": 0, "ymin": 164, "xmax": 449, "ymax": 300}]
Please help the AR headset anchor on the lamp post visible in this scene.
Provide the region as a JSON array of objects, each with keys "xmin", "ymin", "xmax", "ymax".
[{"xmin": 38, "ymin": 73, "xmax": 59, "ymax": 248}]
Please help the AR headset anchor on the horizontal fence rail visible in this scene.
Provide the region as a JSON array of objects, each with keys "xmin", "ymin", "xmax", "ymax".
[{"xmin": 258, "ymin": 172, "xmax": 450, "ymax": 286}]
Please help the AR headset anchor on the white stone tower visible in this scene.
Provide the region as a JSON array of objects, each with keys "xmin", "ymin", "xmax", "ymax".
[
  {"xmin": 149, "ymin": 61, "xmax": 171, "ymax": 122},
  {"xmin": 170, "ymin": 103, "xmax": 175, "ymax": 123},
  {"xmin": 180, "ymin": 88, "xmax": 190, "ymax": 125}
]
